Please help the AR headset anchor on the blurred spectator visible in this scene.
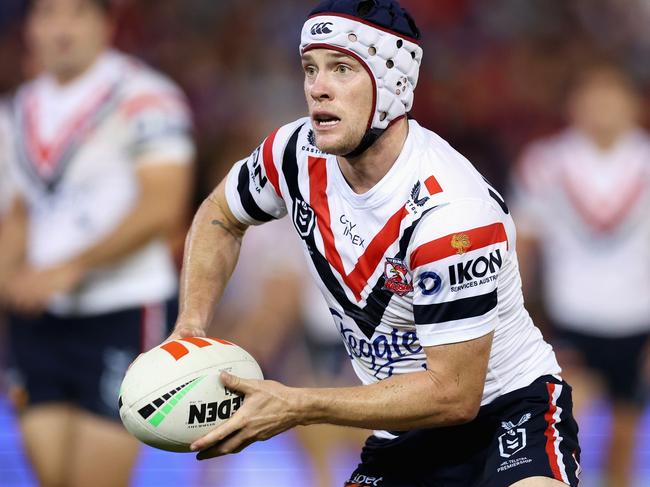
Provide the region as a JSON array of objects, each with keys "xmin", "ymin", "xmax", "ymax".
[
  {"xmin": 511, "ymin": 61, "xmax": 650, "ymax": 487},
  {"xmin": 0, "ymin": 0, "xmax": 194, "ymax": 486}
]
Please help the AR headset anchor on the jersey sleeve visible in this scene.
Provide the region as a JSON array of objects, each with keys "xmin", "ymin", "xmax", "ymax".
[
  {"xmin": 408, "ymin": 199, "xmax": 509, "ymax": 347},
  {"xmin": 224, "ymin": 126, "xmax": 289, "ymax": 225},
  {"xmin": 122, "ymin": 80, "xmax": 195, "ymax": 166}
]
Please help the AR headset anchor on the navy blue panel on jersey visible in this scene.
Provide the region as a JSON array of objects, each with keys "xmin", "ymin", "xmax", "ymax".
[
  {"xmin": 237, "ymin": 162, "xmax": 275, "ymax": 222},
  {"xmin": 414, "ymin": 289, "xmax": 498, "ymax": 324}
]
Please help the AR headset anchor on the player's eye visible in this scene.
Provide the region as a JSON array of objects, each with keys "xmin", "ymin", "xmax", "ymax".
[
  {"xmin": 335, "ymin": 64, "xmax": 351, "ymax": 74},
  {"xmin": 303, "ymin": 65, "xmax": 317, "ymax": 77}
]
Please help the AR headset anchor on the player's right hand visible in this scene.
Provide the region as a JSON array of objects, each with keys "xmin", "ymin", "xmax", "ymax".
[{"xmin": 165, "ymin": 323, "xmax": 207, "ymax": 343}]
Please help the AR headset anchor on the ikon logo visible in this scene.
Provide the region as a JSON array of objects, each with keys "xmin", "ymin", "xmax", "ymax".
[
  {"xmin": 448, "ymin": 249, "xmax": 502, "ymax": 285},
  {"xmin": 310, "ymin": 22, "xmax": 333, "ymax": 35},
  {"xmin": 293, "ymin": 199, "xmax": 315, "ymax": 238},
  {"xmin": 160, "ymin": 337, "xmax": 232, "ymax": 361}
]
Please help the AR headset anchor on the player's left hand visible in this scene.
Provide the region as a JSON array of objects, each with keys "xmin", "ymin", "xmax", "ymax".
[{"xmin": 190, "ymin": 371, "xmax": 302, "ymax": 460}]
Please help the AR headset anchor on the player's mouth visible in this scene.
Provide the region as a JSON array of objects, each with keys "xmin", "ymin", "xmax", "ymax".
[{"xmin": 313, "ymin": 112, "xmax": 341, "ymax": 130}]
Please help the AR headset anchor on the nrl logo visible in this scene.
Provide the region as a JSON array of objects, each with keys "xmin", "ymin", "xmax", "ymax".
[
  {"xmin": 502, "ymin": 413, "xmax": 531, "ymax": 432},
  {"xmin": 498, "ymin": 413, "xmax": 531, "ymax": 459},
  {"xmin": 451, "ymin": 233, "xmax": 471, "ymax": 255},
  {"xmin": 382, "ymin": 257, "xmax": 413, "ymax": 296}
]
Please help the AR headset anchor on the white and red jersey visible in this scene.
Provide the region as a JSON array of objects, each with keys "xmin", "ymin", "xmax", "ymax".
[
  {"xmin": 512, "ymin": 128, "xmax": 650, "ymax": 336},
  {"xmin": 226, "ymin": 118, "xmax": 560, "ymax": 437},
  {"xmin": 3, "ymin": 49, "xmax": 194, "ymax": 315}
]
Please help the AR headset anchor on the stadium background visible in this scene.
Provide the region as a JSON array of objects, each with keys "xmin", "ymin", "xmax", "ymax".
[{"xmin": 1, "ymin": 0, "xmax": 650, "ymax": 485}]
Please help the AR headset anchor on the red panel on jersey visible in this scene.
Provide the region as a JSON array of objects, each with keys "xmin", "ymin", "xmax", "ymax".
[
  {"xmin": 410, "ymin": 222, "xmax": 507, "ymax": 269},
  {"xmin": 424, "ymin": 175, "xmax": 443, "ymax": 195},
  {"xmin": 308, "ymin": 156, "xmax": 410, "ymax": 301},
  {"xmin": 308, "ymin": 156, "xmax": 347, "ymax": 277},
  {"xmin": 562, "ymin": 174, "xmax": 646, "ymax": 233},
  {"xmin": 25, "ymin": 83, "xmax": 114, "ymax": 175},
  {"xmin": 544, "ymin": 383, "xmax": 564, "ymax": 482},
  {"xmin": 263, "ymin": 129, "xmax": 282, "ymax": 198},
  {"xmin": 122, "ymin": 93, "xmax": 185, "ymax": 118},
  {"xmin": 347, "ymin": 206, "xmax": 409, "ymax": 298}
]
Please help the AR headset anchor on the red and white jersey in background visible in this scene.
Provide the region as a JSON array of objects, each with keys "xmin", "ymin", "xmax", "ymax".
[
  {"xmin": 226, "ymin": 118, "xmax": 560, "ymax": 438},
  {"xmin": 512, "ymin": 128, "xmax": 650, "ymax": 336},
  {"xmin": 3, "ymin": 49, "xmax": 194, "ymax": 316}
]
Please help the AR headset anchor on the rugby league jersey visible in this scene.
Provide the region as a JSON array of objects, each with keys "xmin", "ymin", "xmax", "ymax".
[
  {"xmin": 4, "ymin": 50, "xmax": 194, "ymax": 315},
  {"xmin": 226, "ymin": 118, "xmax": 560, "ymax": 437},
  {"xmin": 512, "ymin": 128, "xmax": 650, "ymax": 335}
]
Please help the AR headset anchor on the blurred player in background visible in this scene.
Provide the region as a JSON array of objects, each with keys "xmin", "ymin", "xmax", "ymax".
[
  {"xmin": 168, "ymin": 0, "xmax": 580, "ymax": 485},
  {"xmin": 512, "ymin": 62, "xmax": 650, "ymax": 487},
  {"xmin": 0, "ymin": 0, "xmax": 194, "ymax": 486}
]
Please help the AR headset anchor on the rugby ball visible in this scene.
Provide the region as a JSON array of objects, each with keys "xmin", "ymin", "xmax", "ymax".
[{"xmin": 118, "ymin": 337, "xmax": 263, "ymax": 452}]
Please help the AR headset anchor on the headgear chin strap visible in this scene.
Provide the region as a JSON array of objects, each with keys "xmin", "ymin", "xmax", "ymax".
[{"xmin": 300, "ymin": 0, "xmax": 423, "ymax": 157}]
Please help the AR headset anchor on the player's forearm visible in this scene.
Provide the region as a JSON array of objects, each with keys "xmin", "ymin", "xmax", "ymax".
[
  {"xmin": 69, "ymin": 198, "xmax": 179, "ymax": 273},
  {"xmin": 69, "ymin": 165, "xmax": 191, "ymax": 274},
  {"xmin": 295, "ymin": 369, "xmax": 482, "ymax": 431},
  {"xmin": 0, "ymin": 198, "xmax": 27, "ymax": 284},
  {"xmin": 176, "ymin": 193, "xmax": 246, "ymax": 331}
]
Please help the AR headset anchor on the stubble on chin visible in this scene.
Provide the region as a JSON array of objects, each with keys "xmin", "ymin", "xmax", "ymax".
[{"xmin": 315, "ymin": 130, "xmax": 363, "ymax": 156}]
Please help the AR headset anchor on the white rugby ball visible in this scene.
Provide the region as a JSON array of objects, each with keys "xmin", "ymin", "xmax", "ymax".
[{"xmin": 118, "ymin": 336, "xmax": 263, "ymax": 452}]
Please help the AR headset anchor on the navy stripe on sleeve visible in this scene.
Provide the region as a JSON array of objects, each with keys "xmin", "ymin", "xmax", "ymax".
[
  {"xmin": 414, "ymin": 290, "xmax": 498, "ymax": 324},
  {"xmin": 237, "ymin": 162, "xmax": 275, "ymax": 222}
]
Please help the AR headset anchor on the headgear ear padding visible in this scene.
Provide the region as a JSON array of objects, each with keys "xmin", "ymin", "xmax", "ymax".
[{"xmin": 300, "ymin": 0, "xmax": 423, "ymax": 131}]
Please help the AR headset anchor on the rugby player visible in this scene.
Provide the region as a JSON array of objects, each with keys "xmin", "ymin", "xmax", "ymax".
[
  {"xmin": 0, "ymin": 0, "xmax": 194, "ymax": 485},
  {"xmin": 168, "ymin": 1, "xmax": 580, "ymax": 485},
  {"xmin": 513, "ymin": 62, "xmax": 650, "ymax": 487}
]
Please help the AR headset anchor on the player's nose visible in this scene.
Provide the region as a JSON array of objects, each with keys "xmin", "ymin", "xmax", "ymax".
[{"xmin": 309, "ymin": 72, "xmax": 333, "ymax": 102}]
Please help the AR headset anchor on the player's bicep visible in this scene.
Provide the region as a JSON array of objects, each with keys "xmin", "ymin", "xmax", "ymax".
[
  {"xmin": 136, "ymin": 162, "xmax": 191, "ymax": 203},
  {"xmin": 207, "ymin": 178, "xmax": 249, "ymax": 237},
  {"xmin": 423, "ymin": 330, "xmax": 493, "ymax": 416}
]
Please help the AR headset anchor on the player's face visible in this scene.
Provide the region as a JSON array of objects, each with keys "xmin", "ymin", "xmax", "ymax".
[
  {"xmin": 569, "ymin": 70, "xmax": 639, "ymax": 145},
  {"xmin": 26, "ymin": 0, "xmax": 112, "ymax": 82},
  {"xmin": 302, "ymin": 49, "xmax": 373, "ymax": 155}
]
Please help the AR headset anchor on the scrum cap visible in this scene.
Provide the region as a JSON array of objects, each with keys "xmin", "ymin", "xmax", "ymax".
[{"xmin": 300, "ymin": 0, "xmax": 423, "ymax": 156}]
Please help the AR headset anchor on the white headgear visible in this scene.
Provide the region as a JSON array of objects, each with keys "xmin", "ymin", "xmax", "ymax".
[{"xmin": 300, "ymin": 13, "xmax": 423, "ymax": 132}]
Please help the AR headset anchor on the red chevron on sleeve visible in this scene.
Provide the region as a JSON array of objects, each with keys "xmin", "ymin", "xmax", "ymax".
[
  {"xmin": 262, "ymin": 128, "xmax": 282, "ymax": 198},
  {"xmin": 410, "ymin": 222, "xmax": 507, "ymax": 269}
]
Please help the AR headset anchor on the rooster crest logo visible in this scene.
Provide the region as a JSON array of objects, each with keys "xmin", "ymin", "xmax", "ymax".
[
  {"xmin": 382, "ymin": 258, "xmax": 413, "ymax": 296},
  {"xmin": 451, "ymin": 234, "xmax": 471, "ymax": 255}
]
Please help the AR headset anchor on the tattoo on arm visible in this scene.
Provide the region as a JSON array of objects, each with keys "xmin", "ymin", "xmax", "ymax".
[{"xmin": 211, "ymin": 219, "xmax": 242, "ymax": 241}]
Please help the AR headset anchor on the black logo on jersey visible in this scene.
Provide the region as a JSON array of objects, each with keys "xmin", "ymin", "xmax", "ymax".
[
  {"xmin": 187, "ymin": 396, "xmax": 243, "ymax": 425},
  {"xmin": 250, "ymin": 147, "xmax": 267, "ymax": 192},
  {"xmin": 410, "ymin": 181, "xmax": 429, "ymax": 207},
  {"xmin": 310, "ymin": 22, "xmax": 333, "ymax": 35},
  {"xmin": 302, "ymin": 130, "xmax": 322, "ymax": 154},
  {"xmin": 449, "ymin": 249, "xmax": 502, "ymax": 287},
  {"xmin": 339, "ymin": 215, "xmax": 365, "ymax": 247},
  {"xmin": 293, "ymin": 199, "xmax": 316, "ymax": 238}
]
